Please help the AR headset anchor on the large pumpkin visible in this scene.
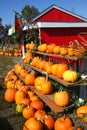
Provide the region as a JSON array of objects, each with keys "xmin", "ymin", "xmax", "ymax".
[
  {"xmin": 63, "ymin": 70, "xmax": 78, "ymax": 82},
  {"xmin": 54, "ymin": 90, "xmax": 70, "ymax": 107},
  {"xmin": 76, "ymin": 105, "xmax": 87, "ymax": 118},
  {"xmin": 4, "ymin": 88, "xmax": 17, "ymax": 103},
  {"xmin": 56, "ymin": 63, "xmax": 69, "ymax": 78},
  {"xmin": 54, "ymin": 116, "xmax": 73, "ymax": 130},
  {"xmin": 23, "ymin": 117, "xmax": 44, "ymax": 130}
]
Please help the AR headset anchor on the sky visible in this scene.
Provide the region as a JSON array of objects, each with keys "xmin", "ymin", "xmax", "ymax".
[{"xmin": 1, "ymin": 0, "xmax": 87, "ymax": 26}]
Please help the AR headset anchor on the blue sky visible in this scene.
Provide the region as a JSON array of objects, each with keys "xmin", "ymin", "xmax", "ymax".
[{"xmin": 1, "ymin": 0, "xmax": 87, "ymax": 26}]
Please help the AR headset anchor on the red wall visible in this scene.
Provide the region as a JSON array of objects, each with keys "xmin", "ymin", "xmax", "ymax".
[
  {"xmin": 40, "ymin": 28, "xmax": 87, "ymax": 47},
  {"xmin": 35, "ymin": 8, "xmax": 85, "ymax": 22}
]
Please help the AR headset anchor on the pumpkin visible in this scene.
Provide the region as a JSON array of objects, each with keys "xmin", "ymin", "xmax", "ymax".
[
  {"xmin": 34, "ymin": 76, "xmax": 46, "ymax": 91},
  {"xmin": 56, "ymin": 63, "xmax": 69, "ymax": 79},
  {"xmin": 54, "ymin": 90, "xmax": 70, "ymax": 107},
  {"xmin": 24, "ymin": 73, "xmax": 36, "ymax": 85},
  {"xmin": 21, "ymin": 98, "xmax": 30, "ymax": 106},
  {"xmin": 54, "ymin": 116, "xmax": 73, "ymax": 130},
  {"xmin": 63, "ymin": 70, "xmax": 78, "ymax": 82},
  {"xmin": 30, "ymin": 100, "xmax": 44, "ymax": 110},
  {"xmin": 15, "ymin": 80, "xmax": 24, "ymax": 90},
  {"xmin": 34, "ymin": 109, "xmax": 46, "ymax": 120},
  {"xmin": 4, "ymin": 88, "xmax": 17, "ymax": 103},
  {"xmin": 38, "ymin": 43, "xmax": 47, "ymax": 52},
  {"xmin": 68, "ymin": 47, "xmax": 74, "ymax": 56},
  {"xmin": 51, "ymin": 64, "xmax": 59, "ymax": 76},
  {"xmin": 60, "ymin": 47, "xmax": 68, "ymax": 56},
  {"xmin": 44, "ymin": 114, "xmax": 55, "ymax": 130},
  {"xmin": 6, "ymin": 80, "xmax": 15, "ymax": 89},
  {"xmin": 41, "ymin": 80, "xmax": 53, "ymax": 95},
  {"xmin": 15, "ymin": 90, "xmax": 27, "ymax": 104},
  {"xmin": 23, "ymin": 117, "xmax": 44, "ymax": 130},
  {"xmin": 53, "ymin": 45, "xmax": 60, "ymax": 54},
  {"xmin": 76, "ymin": 105, "xmax": 87, "ymax": 118},
  {"xmin": 46, "ymin": 43, "xmax": 56, "ymax": 53},
  {"xmin": 22, "ymin": 106, "xmax": 36, "ymax": 119},
  {"xmin": 30, "ymin": 95, "xmax": 39, "ymax": 101},
  {"xmin": 15, "ymin": 64, "xmax": 24, "ymax": 75}
]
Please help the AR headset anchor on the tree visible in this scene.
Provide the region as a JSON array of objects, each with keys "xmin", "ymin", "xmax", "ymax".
[{"xmin": 21, "ymin": 5, "xmax": 40, "ymax": 22}]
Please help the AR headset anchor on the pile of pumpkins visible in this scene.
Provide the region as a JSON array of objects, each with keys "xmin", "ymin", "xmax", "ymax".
[
  {"xmin": 25, "ymin": 42, "xmax": 86, "ymax": 57},
  {"xmin": 3, "ymin": 63, "xmax": 87, "ymax": 130},
  {"xmin": 0, "ymin": 48, "xmax": 22, "ymax": 57},
  {"xmin": 23, "ymin": 51, "xmax": 79, "ymax": 83}
]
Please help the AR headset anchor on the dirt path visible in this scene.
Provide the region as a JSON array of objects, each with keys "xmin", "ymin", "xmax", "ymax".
[{"xmin": 0, "ymin": 56, "xmax": 25, "ymax": 130}]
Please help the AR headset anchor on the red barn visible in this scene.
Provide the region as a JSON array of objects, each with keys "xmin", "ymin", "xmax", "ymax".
[{"xmin": 33, "ymin": 4, "xmax": 87, "ymax": 47}]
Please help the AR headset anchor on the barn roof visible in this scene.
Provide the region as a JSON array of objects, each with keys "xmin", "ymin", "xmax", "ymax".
[{"xmin": 33, "ymin": 4, "xmax": 87, "ymax": 22}]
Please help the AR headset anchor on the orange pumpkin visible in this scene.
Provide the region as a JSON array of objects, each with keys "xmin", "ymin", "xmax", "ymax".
[
  {"xmin": 23, "ymin": 117, "xmax": 44, "ymax": 130},
  {"xmin": 53, "ymin": 45, "xmax": 60, "ymax": 54},
  {"xmin": 54, "ymin": 116, "xmax": 73, "ymax": 130},
  {"xmin": 22, "ymin": 106, "xmax": 36, "ymax": 119},
  {"xmin": 4, "ymin": 88, "xmax": 17, "ymax": 103},
  {"xmin": 56, "ymin": 63, "xmax": 69, "ymax": 79},
  {"xmin": 41, "ymin": 80, "xmax": 53, "ymax": 95},
  {"xmin": 34, "ymin": 109, "xmax": 46, "ymax": 120},
  {"xmin": 21, "ymin": 98, "xmax": 30, "ymax": 106},
  {"xmin": 34, "ymin": 76, "xmax": 46, "ymax": 91},
  {"xmin": 46, "ymin": 43, "xmax": 56, "ymax": 53},
  {"xmin": 44, "ymin": 114, "xmax": 55, "ymax": 130},
  {"xmin": 54, "ymin": 90, "xmax": 70, "ymax": 107},
  {"xmin": 30, "ymin": 100, "xmax": 44, "ymax": 110},
  {"xmin": 60, "ymin": 47, "xmax": 68, "ymax": 56},
  {"xmin": 24, "ymin": 73, "xmax": 36, "ymax": 85},
  {"xmin": 15, "ymin": 90, "xmax": 27, "ymax": 104},
  {"xmin": 38, "ymin": 43, "xmax": 47, "ymax": 52}
]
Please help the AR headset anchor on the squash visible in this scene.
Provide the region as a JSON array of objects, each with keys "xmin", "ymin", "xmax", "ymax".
[
  {"xmin": 63, "ymin": 70, "xmax": 78, "ymax": 82},
  {"xmin": 76, "ymin": 105, "xmax": 87, "ymax": 118}
]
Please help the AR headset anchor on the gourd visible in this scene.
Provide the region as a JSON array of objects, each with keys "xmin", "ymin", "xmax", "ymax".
[
  {"xmin": 63, "ymin": 70, "xmax": 78, "ymax": 82},
  {"xmin": 76, "ymin": 105, "xmax": 87, "ymax": 118}
]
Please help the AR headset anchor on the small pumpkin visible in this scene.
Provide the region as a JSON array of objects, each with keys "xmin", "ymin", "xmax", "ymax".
[
  {"xmin": 30, "ymin": 100, "xmax": 44, "ymax": 110},
  {"xmin": 23, "ymin": 117, "xmax": 44, "ymax": 130},
  {"xmin": 44, "ymin": 114, "xmax": 55, "ymax": 130},
  {"xmin": 54, "ymin": 116, "xmax": 73, "ymax": 130},
  {"xmin": 76, "ymin": 105, "xmax": 87, "ymax": 118},
  {"xmin": 41, "ymin": 80, "xmax": 53, "ymax": 95},
  {"xmin": 63, "ymin": 70, "xmax": 78, "ymax": 82},
  {"xmin": 38, "ymin": 43, "xmax": 47, "ymax": 52},
  {"xmin": 24, "ymin": 73, "xmax": 36, "ymax": 85},
  {"xmin": 4, "ymin": 88, "xmax": 17, "ymax": 103},
  {"xmin": 34, "ymin": 109, "xmax": 46, "ymax": 120},
  {"xmin": 22, "ymin": 106, "xmax": 36, "ymax": 119},
  {"xmin": 54, "ymin": 90, "xmax": 70, "ymax": 107}
]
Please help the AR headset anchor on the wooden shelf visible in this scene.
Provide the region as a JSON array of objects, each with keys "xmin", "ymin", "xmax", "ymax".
[
  {"xmin": 23, "ymin": 64, "xmax": 84, "ymax": 87},
  {"xmin": 14, "ymin": 71, "xmax": 76, "ymax": 113},
  {"xmin": 30, "ymin": 51, "xmax": 87, "ymax": 60}
]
